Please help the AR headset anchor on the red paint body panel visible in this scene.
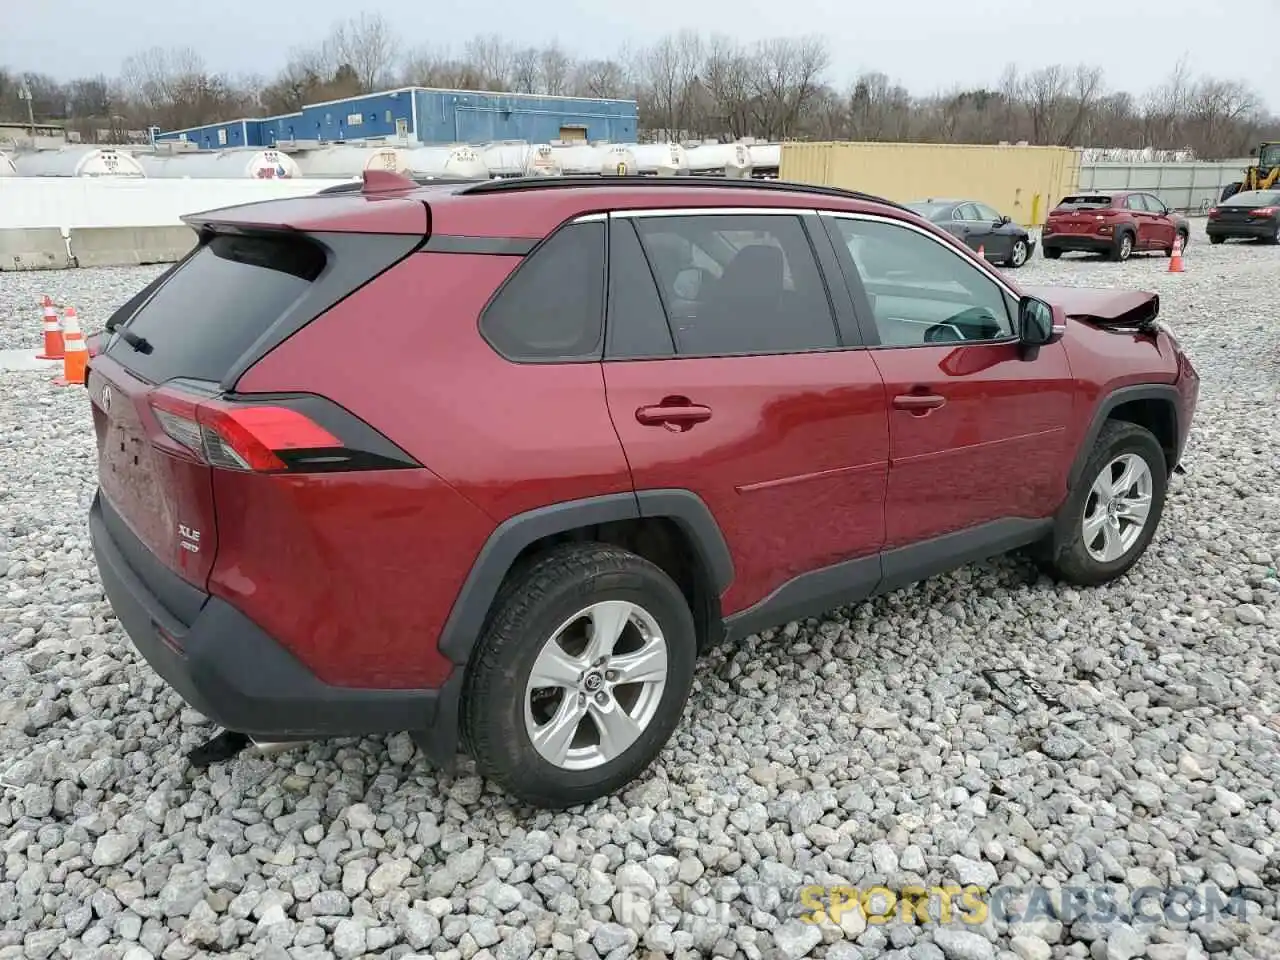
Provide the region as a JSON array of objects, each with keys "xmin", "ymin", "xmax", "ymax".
[
  {"xmin": 869, "ymin": 341, "xmax": 1075, "ymax": 547},
  {"xmin": 206, "ymin": 466, "xmax": 492, "ymax": 688},
  {"xmin": 87, "ymin": 355, "xmax": 220, "ymax": 588},
  {"xmin": 236, "ymin": 252, "xmax": 635, "ymax": 522},
  {"xmin": 603, "ymin": 352, "xmax": 889, "ymax": 615}
]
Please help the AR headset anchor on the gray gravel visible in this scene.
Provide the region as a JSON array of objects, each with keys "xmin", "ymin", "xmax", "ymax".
[{"xmin": 2, "ymin": 223, "xmax": 1279, "ymax": 960}]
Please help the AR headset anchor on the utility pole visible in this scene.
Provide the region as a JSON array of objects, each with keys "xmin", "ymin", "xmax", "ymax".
[{"xmin": 18, "ymin": 79, "xmax": 35, "ymax": 137}]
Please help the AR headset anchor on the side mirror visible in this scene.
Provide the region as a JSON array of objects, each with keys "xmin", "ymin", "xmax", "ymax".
[
  {"xmin": 1018, "ymin": 295, "xmax": 1060, "ymax": 348},
  {"xmin": 998, "ymin": 215, "xmax": 1012, "ymax": 226},
  {"xmin": 1249, "ymin": 147, "xmax": 1258, "ymax": 156}
]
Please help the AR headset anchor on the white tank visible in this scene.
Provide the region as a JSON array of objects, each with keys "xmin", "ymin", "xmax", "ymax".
[
  {"xmin": 403, "ymin": 145, "xmax": 489, "ymax": 179},
  {"xmin": 746, "ymin": 143, "xmax": 781, "ymax": 171},
  {"xmin": 0, "ymin": 153, "xmax": 16, "ymax": 177},
  {"xmin": 293, "ymin": 145, "xmax": 409, "ymax": 177},
  {"xmin": 598, "ymin": 145, "xmax": 639, "ymax": 176},
  {"xmin": 631, "ymin": 143, "xmax": 690, "ymax": 176},
  {"xmin": 550, "ymin": 143, "xmax": 603, "ymax": 175},
  {"xmin": 481, "ymin": 142, "xmax": 562, "ymax": 177},
  {"xmin": 686, "ymin": 142, "xmax": 754, "ymax": 178},
  {"xmin": 524, "ymin": 144, "xmax": 561, "ymax": 177},
  {"xmin": 12, "ymin": 146, "xmax": 146, "ymax": 178},
  {"xmin": 134, "ymin": 149, "xmax": 301, "ymax": 180}
]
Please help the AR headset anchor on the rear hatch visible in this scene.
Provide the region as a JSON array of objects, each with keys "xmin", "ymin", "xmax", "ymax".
[
  {"xmin": 88, "ymin": 190, "xmax": 428, "ymax": 594},
  {"xmin": 1049, "ymin": 195, "xmax": 1114, "ymax": 232}
]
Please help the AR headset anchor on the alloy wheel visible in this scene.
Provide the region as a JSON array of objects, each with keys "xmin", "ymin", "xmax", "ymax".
[
  {"xmin": 1082, "ymin": 453, "xmax": 1154, "ymax": 563},
  {"xmin": 524, "ymin": 600, "xmax": 669, "ymax": 770},
  {"xmin": 1119, "ymin": 235, "xmax": 1133, "ymax": 260},
  {"xmin": 1011, "ymin": 240, "xmax": 1028, "ymax": 266}
]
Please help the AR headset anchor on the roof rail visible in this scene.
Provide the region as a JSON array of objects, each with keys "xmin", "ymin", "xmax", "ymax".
[{"xmin": 457, "ymin": 174, "xmax": 910, "ymax": 211}]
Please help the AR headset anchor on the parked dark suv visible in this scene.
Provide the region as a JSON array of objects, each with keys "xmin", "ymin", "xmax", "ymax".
[{"xmin": 87, "ymin": 173, "xmax": 1198, "ymax": 808}]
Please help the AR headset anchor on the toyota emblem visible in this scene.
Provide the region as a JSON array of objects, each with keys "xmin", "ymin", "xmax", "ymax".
[{"xmin": 100, "ymin": 384, "xmax": 112, "ymax": 412}]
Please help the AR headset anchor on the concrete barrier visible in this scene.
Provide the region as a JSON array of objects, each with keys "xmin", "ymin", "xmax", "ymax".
[
  {"xmin": 68, "ymin": 225, "xmax": 199, "ymax": 268},
  {"xmin": 0, "ymin": 228, "xmax": 72, "ymax": 271}
]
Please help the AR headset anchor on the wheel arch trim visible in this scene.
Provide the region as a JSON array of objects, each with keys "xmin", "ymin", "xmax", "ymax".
[
  {"xmin": 1067, "ymin": 383, "xmax": 1181, "ymax": 491},
  {"xmin": 436, "ymin": 489, "xmax": 733, "ymax": 665}
]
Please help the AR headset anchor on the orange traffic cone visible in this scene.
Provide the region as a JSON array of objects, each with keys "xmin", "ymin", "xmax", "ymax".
[
  {"xmin": 36, "ymin": 296, "xmax": 64, "ymax": 360},
  {"xmin": 56, "ymin": 307, "xmax": 88, "ymax": 386},
  {"xmin": 1168, "ymin": 235, "xmax": 1185, "ymax": 273}
]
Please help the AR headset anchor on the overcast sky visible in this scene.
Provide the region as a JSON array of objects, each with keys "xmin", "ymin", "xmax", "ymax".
[{"xmin": 6, "ymin": 0, "xmax": 1280, "ymax": 112}]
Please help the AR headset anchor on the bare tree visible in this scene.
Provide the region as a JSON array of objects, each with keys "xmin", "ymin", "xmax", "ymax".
[
  {"xmin": 7, "ymin": 23, "xmax": 1280, "ymax": 153},
  {"xmin": 328, "ymin": 13, "xmax": 399, "ymax": 93}
]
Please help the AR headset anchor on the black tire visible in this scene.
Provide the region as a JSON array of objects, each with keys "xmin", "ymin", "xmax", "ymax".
[
  {"xmin": 1043, "ymin": 246, "xmax": 1062, "ymax": 260},
  {"xmin": 1269, "ymin": 225, "xmax": 1280, "ymax": 246},
  {"xmin": 1210, "ymin": 235, "xmax": 1226, "ymax": 245},
  {"xmin": 1037, "ymin": 420, "xmax": 1168, "ymax": 587},
  {"xmin": 460, "ymin": 541, "xmax": 696, "ymax": 809},
  {"xmin": 1110, "ymin": 230, "xmax": 1134, "ymax": 262},
  {"xmin": 1221, "ymin": 182, "xmax": 1242, "ymax": 202},
  {"xmin": 1006, "ymin": 238, "xmax": 1030, "ymax": 268}
]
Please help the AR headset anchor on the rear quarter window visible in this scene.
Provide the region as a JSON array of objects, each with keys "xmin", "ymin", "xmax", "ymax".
[{"xmin": 105, "ymin": 233, "xmax": 325, "ymax": 384}]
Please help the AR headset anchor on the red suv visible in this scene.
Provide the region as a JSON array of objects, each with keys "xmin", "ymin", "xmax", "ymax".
[
  {"xmin": 1042, "ymin": 191, "xmax": 1190, "ymax": 261},
  {"xmin": 87, "ymin": 173, "xmax": 1198, "ymax": 808}
]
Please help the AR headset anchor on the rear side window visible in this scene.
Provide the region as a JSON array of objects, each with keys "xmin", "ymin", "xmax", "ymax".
[
  {"xmin": 480, "ymin": 220, "xmax": 605, "ymax": 362},
  {"xmin": 106, "ymin": 233, "xmax": 325, "ymax": 384},
  {"xmin": 630, "ymin": 213, "xmax": 839, "ymax": 357}
]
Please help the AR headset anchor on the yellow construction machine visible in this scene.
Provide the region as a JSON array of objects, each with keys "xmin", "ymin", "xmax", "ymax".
[{"xmin": 1221, "ymin": 142, "xmax": 1280, "ymax": 200}]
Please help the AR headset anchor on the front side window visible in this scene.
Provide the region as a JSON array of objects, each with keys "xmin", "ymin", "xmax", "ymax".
[
  {"xmin": 831, "ymin": 217, "xmax": 1015, "ymax": 347},
  {"xmin": 629, "ymin": 214, "xmax": 840, "ymax": 356}
]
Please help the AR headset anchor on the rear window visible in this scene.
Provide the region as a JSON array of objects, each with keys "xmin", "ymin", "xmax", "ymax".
[
  {"xmin": 1056, "ymin": 195, "xmax": 1113, "ymax": 210},
  {"xmin": 106, "ymin": 233, "xmax": 326, "ymax": 384}
]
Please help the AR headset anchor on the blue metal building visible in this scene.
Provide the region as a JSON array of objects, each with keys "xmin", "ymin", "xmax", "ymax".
[
  {"xmin": 154, "ymin": 118, "xmax": 263, "ymax": 149},
  {"xmin": 156, "ymin": 87, "xmax": 639, "ymax": 148}
]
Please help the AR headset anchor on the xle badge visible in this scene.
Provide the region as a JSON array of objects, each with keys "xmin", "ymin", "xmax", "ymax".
[{"xmin": 179, "ymin": 524, "xmax": 201, "ymax": 554}]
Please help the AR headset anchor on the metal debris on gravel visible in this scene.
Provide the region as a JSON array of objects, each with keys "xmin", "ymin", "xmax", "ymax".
[{"xmin": 1, "ymin": 224, "xmax": 1278, "ymax": 960}]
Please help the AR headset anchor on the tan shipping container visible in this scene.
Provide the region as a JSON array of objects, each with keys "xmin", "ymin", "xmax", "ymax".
[{"xmin": 780, "ymin": 141, "xmax": 1083, "ymax": 227}]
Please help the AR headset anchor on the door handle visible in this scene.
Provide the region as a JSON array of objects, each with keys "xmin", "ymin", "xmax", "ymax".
[
  {"xmin": 636, "ymin": 400, "xmax": 712, "ymax": 431},
  {"xmin": 893, "ymin": 393, "xmax": 947, "ymax": 413}
]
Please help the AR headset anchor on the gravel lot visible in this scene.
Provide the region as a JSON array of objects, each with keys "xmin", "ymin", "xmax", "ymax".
[{"xmin": 2, "ymin": 224, "xmax": 1278, "ymax": 960}]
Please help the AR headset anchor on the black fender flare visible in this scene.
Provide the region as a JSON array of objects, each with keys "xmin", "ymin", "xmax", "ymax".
[
  {"xmin": 435, "ymin": 489, "xmax": 734, "ymax": 666},
  {"xmin": 1066, "ymin": 383, "xmax": 1182, "ymax": 493}
]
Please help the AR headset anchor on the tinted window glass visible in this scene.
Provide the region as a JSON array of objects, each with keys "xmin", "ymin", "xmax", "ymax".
[
  {"xmin": 1143, "ymin": 195, "xmax": 1166, "ymax": 213},
  {"xmin": 631, "ymin": 214, "xmax": 838, "ymax": 356},
  {"xmin": 480, "ymin": 220, "xmax": 605, "ymax": 361},
  {"xmin": 1225, "ymin": 190, "xmax": 1280, "ymax": 206},
  {"xmin": 1057, "ymin": 195, "xmax": 1112, "ymax": 210},
  {"xmin": 1125, "ymin": 195, "xmax": 1147, "ymax": 211},
  {"xmin": 955, "ymin": 203, "xmax": 980, "ymax": 221},
  {"xmin": 974, "ymin": 203, "xmax": 1003, "ymax": 222},
  {"xmin": 105, "ymin": 233, "xmax": 325, "ymax": 384},
  {"xmin": 833, "ymin": 217, "xmax": 1014, "ymax": 346},
  {"xmin": 606, "ymin": 219, "xmax": 674, "ymax": 359}
]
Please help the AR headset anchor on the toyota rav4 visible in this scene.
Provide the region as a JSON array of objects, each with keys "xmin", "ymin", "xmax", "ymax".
[{"xmin": 87, "ymin": 172, "xmax": 1199, "ymax": 809}]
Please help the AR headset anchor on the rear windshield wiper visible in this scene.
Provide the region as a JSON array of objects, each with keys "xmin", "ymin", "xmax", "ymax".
[{"xmin": 103, "ymin": 317, "xmax": 152, "ymax": 354}]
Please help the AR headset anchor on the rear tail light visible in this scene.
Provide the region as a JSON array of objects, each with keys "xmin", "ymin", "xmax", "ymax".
[
  {"xmin": 147, "ymin": 385, "xmax": 420, "ymax": 474},
  {"xmin": 1249, "ymin": 206, "xmax": 1277, "ymax": 217},
  {"xmin": 1208, "ymin": 207, "xmax": 1220, "ymax": 219}
]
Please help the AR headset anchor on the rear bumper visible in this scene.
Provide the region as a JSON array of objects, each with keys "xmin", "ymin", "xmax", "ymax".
[
  {"xmin": 1206, "ymin": 220, "xmax": 1277, "ymax": 239},
  {"xmin": 89, "ymin": 491, "xmax": 461, "ymax": 754},
  {"xmin": 1041, "ymin": 233, "xmax": 1113, "ymax": 253}
]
